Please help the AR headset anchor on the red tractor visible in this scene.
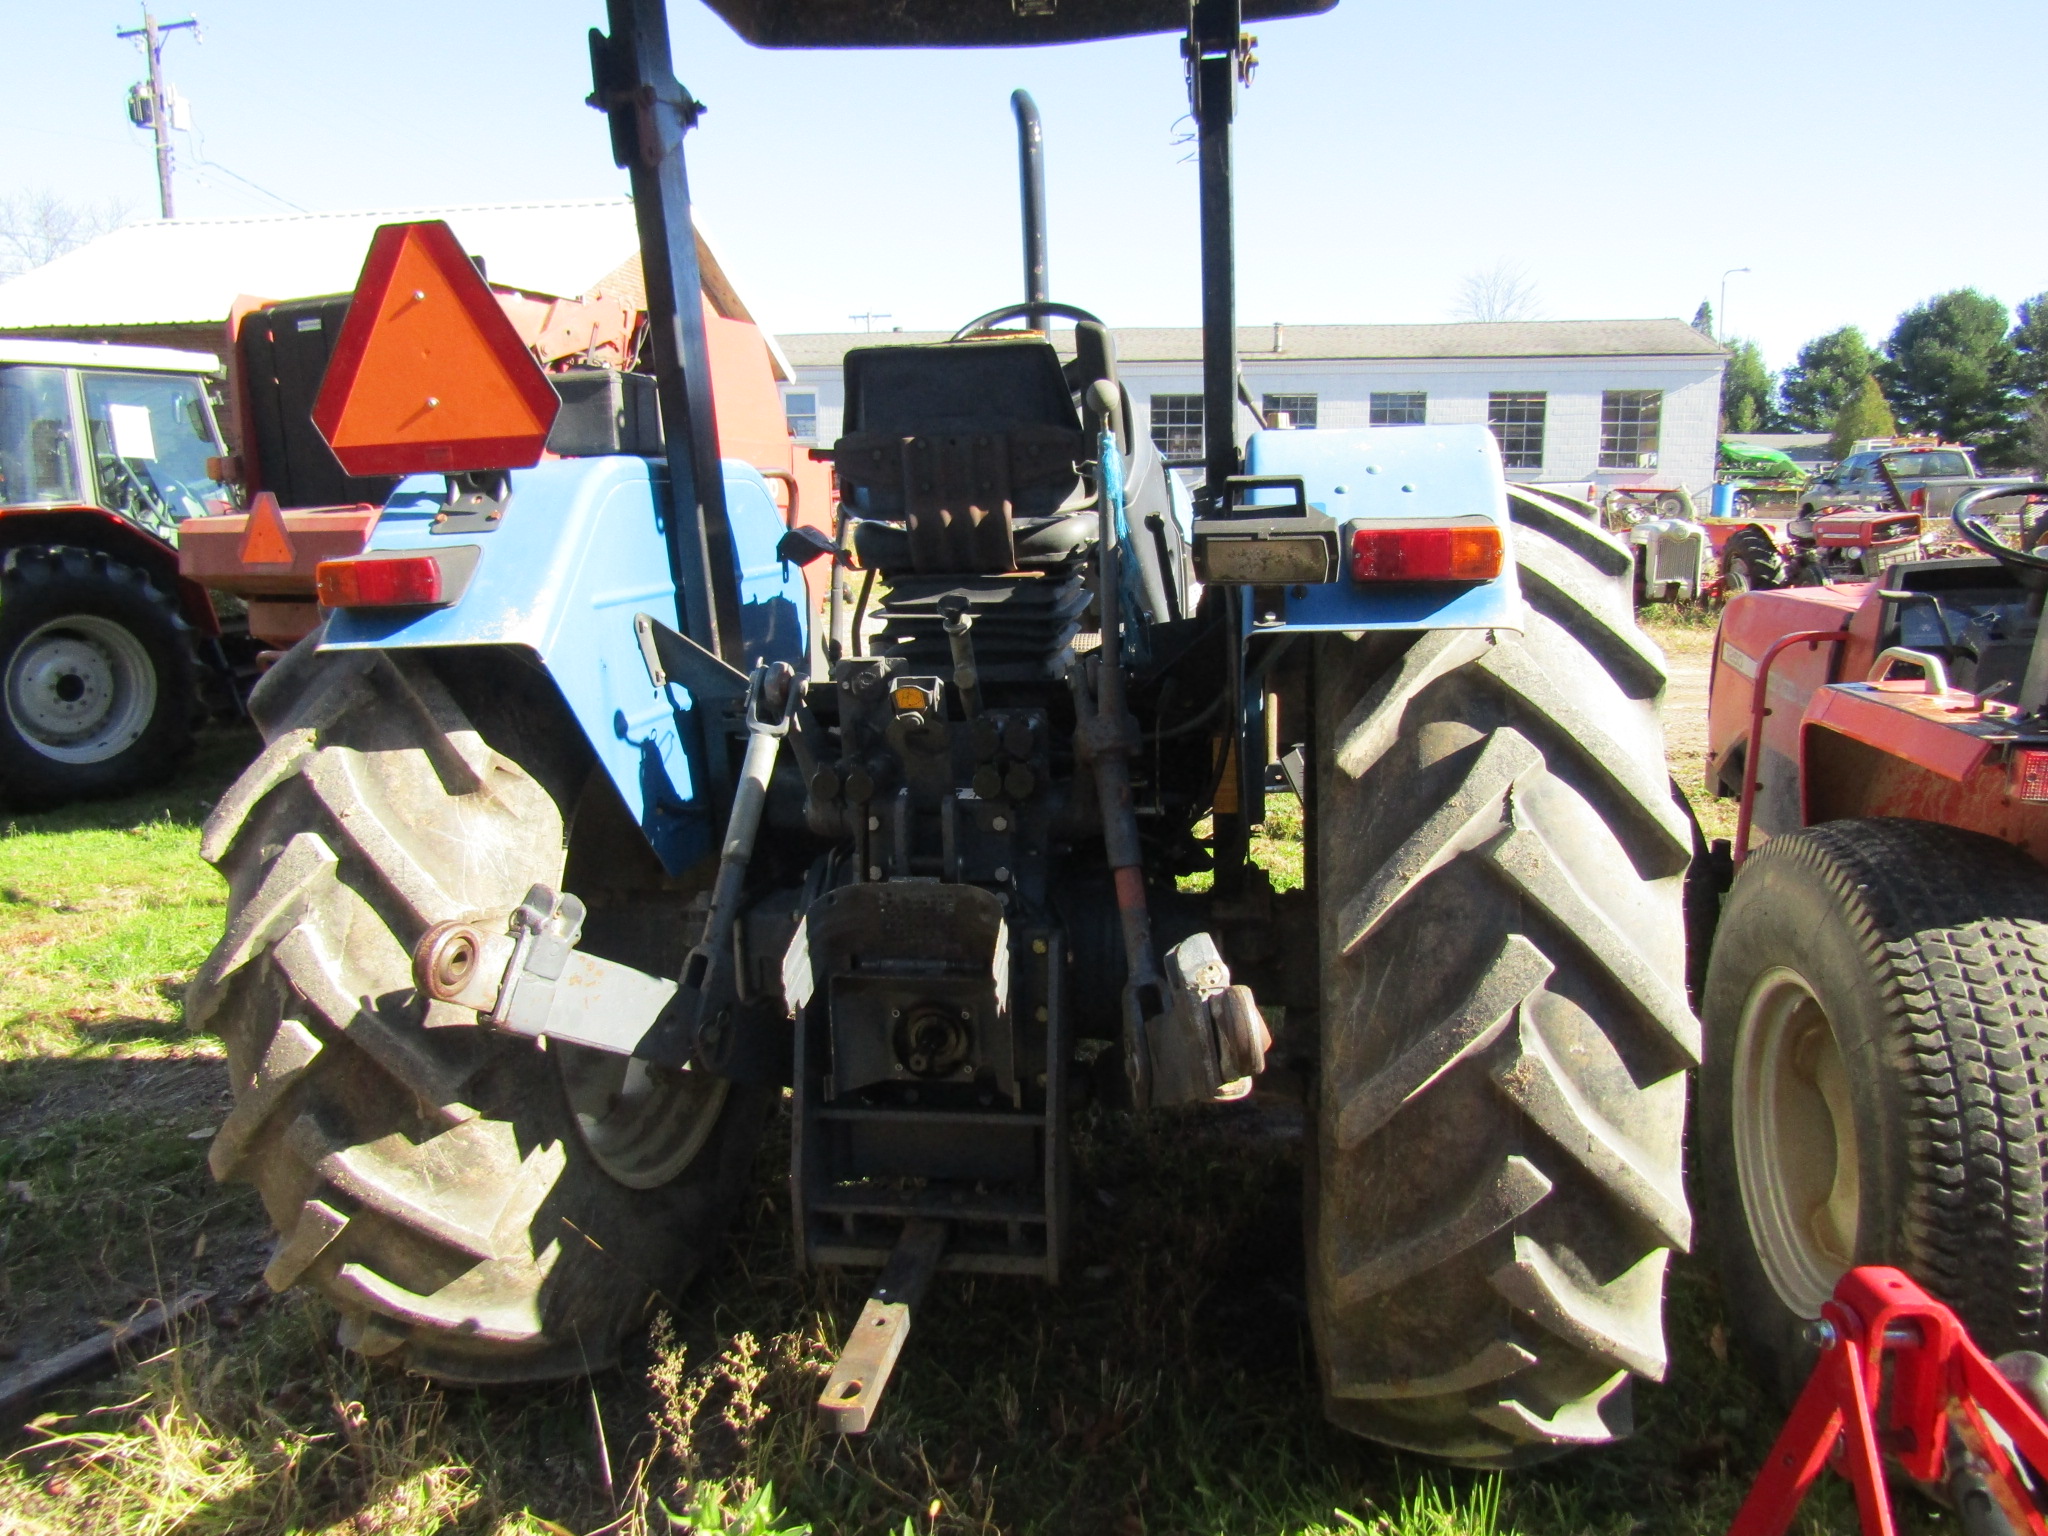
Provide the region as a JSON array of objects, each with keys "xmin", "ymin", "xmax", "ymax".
[
  {"xmin": 1705, "ymin": 504, "xmax": 1927, "ymax": 594},
  {"xmin": 1698, "ymin": 484, "xmax": 2048, "ymax": 1400}
]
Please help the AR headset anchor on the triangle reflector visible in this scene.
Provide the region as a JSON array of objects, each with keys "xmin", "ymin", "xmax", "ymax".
[
  {"xmin": 237, "ymin": 490, "xmax": 296, "ymax": 565},
  {"xmin": 311, "ymin": 221, "xmax": 560, "ymax": 478}
]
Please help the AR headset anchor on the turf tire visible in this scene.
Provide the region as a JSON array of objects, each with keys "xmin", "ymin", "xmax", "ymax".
[
  {"xmin": 189, "ymin": 642, "xmax": 767, "ymax": 1381},
  {"xmin": 1308, "ymin": 486, "xmax": 1697, "ymax": 1467},
  {"xmin": 1700, "ymin": 819, "xmax": 2048, "ymax": 1404},
  {"xmin": 0, "ymin": 545, "xmax": 194, "ymax": 806}
]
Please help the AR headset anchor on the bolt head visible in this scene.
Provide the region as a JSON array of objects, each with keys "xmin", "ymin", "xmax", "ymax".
[{"xmin": 1803, "ymin": 1319, "xmax": 1840, "ymax": 1349}]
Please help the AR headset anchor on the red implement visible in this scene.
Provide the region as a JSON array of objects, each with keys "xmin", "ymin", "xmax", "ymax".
[{"xmin": 1729, "ymin": 1267, "xmax": 2048, "ymax": 1536}]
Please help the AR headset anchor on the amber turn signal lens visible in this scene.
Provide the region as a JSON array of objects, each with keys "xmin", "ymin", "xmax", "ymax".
[
  {"xmin": 315, "ymin": 554, "xmax": 445, "ymax": 608},
  {"xmin": 1349, "ymin": 523, "xmax": 1504, "ymax": 583},
  {"xmin": 892, "ymin": 684, "xmax": 934, "ymax": 712}
]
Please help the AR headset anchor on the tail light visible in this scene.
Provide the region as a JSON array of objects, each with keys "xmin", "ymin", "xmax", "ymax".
[
  {"xmin": 1910, "ymin": 488, "xmax": 1927, "ymax": 511},
  {"xmin": 316, "ymin": 546, "xmax": 479, "ymax": 609},
  {"xmin": 1350, "ymin": 522, "xmax": 1505, "ymax": 583}
]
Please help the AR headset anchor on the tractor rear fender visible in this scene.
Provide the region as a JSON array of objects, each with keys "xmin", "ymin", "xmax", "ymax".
[
  {"xmin": 0, "ymin": 503, "xmax": 219, "ymax": 634},
  {"xmin": 1232, "ymin": 426, "xmax": 1524, "ymax": 634},
  {"xmin": 318, "ymin": 454, "xmax": 806, "ymax": 876},
  {"xmin": 1705, "ymin": 583, "xmax": 1880, "ymax": 837}
]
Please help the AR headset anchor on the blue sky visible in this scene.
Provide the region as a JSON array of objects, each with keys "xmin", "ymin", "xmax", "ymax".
[{"xmin": 4, "ymin": 0, "xmax": 2044, "ymax": 371}]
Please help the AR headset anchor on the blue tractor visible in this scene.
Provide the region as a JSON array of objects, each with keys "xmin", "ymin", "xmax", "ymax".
[{"xmin": 188, "ymin": 0, "xmax": 1693, "ymax": 1465}]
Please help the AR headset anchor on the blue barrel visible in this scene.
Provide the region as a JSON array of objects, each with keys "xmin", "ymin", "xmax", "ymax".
[{"xmin": 1710, "ymin": 483, "xmax": 1738, "ymax": 518}]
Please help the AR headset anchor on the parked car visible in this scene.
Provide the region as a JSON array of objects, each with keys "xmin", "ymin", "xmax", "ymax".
[{"xmin": 1798, "ymin": 438, "xmax": 2030, "ymax": 521}]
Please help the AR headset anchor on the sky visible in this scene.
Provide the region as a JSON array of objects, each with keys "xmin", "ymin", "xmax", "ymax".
[{"xmin": 3, "ymin": 0, "xmax": 2044, "ymax": 372}]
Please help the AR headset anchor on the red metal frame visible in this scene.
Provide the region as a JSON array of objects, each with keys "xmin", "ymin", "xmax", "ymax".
[
  {"xmin": 1733, "ymin": 628, "xmax": 1850, "ymax": 862},
  {"xmin": 1729, "ymin": 1267, "xmax": 2048, "ymax": 1536}
]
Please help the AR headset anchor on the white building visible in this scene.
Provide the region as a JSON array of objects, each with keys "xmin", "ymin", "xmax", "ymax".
[{"xmin": 779, "ymin": 319, "xmax": 1728, "ymax": 500}]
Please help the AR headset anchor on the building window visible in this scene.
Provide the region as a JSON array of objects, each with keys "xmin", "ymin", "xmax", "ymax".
[
  {"xmin": 1599, "ymin": 389, "xmax": 1662, "ymax": 470},
  {"xmin": 1150, "ymin": 394, "xmax": 1204, "ymax": 463},
  {"xmin": 1487, "ymin": 391, "xmax": 1547, "ymax": 471},
  {"xmin": 1369, "ymin": 391, "xmax": 1427, "ymax": 426},
  {"xmin": 784, "ymin": 391, "xmax": 817, "ymax": 441},
  {"xmin": 1262, "ymin": 392, "xmax": 1317, "ymax": 429}
]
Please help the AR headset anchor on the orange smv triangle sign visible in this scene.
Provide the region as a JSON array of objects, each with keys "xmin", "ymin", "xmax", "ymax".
[
  {"xmin": 237, "ymin": 490, "xmax": 295, "ymax": 565},
  {"xmin": 311, "ymin": 220, "xmax": 560, "ymax": 479}
]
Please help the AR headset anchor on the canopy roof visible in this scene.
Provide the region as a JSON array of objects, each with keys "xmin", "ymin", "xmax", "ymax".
[{"xmin": 703, "ymin": 0, "xmax": 1335, "ymax": 47}]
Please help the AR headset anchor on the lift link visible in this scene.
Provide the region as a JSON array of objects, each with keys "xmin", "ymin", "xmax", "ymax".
[{"xmin": 413, "ymin": 660, "xmax": 801, "ymax": 1072}]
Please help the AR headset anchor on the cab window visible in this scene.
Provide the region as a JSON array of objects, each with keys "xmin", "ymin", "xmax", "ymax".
[
  {"xmin": 0, "ymin": 366, "xmax": 81, "ymax": 506},
  {"xmin": 77, "ymin": 370, "xmax": 230, "ymax": 535}
]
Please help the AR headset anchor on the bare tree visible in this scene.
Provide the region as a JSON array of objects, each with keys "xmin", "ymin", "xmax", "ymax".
[
  {"xmin": 0, "ymin": 190, "xmax": 133, "ymax": 281},
  {"xmin": 1452, "ymin": 260, "xmax": 1544, "ymax": 324}
]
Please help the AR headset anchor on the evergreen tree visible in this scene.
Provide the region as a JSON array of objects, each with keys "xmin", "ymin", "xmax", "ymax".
[
  {"xmin": 2025, "ymin": 396, "xmax": 2048, "ymax": 477},
  {"xmin": 1691, "ymin": 301, "xmax": 1714, "ymax": 337},
  {"xmin": 1720, "ymin": 339, "xmax": 1778, "ymax": 432},
  {"xmin": 1779, "ymin": 326, "xmax": 1876, "ymax": 432},
  {"xmin": 2010, "ymin": 292, "xmax": 2048, "ymax": 396},
  {"xmin": 1877, "ymin": 289, "xmax": 2022, "ymax": 457},
  {"xmin": 1828, "ymin": 375, "xmax": 1897, "ymax": 462}
]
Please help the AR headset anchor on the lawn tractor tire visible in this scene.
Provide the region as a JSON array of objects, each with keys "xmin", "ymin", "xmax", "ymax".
[
  {"xmin": 1701, "ymin": 819, "xmax": 2048, "ymax": 1404},
  {"xmin": 1720, "ymin": 528, "xmax": 1784, "ymax": 594},
  {"xmin": 1309, "ymin": 486, "xmax": 1696, "ymax": 1467},
  {"xmin": 0, "ymin": 545, "xmax": 195, "ymax": 808},
  {"xmin": 186, "ymin": 642, "xmax": 768, "ymax": 1382}
]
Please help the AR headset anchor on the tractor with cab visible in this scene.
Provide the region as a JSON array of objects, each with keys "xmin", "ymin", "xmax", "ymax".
[
  {"xmin": 0, "ymin": 339, "xmax": 234, "ymax": 806},
  {"xmin": 192, "ymin": 0, "xmax": 1700, "ymax": 1468}
]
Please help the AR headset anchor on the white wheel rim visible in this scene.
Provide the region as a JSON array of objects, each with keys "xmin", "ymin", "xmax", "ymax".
[
  {"xmin": 1731, "ymin": 966, "xmax": 1860, "ymax": 1316},
  {"xmin": 556, "ymin": 1046, "xmax": 729, "ymax": 1189},
  {"xmin": 4, "ymin": 614, "xmax": 158, "ymax": 764}
]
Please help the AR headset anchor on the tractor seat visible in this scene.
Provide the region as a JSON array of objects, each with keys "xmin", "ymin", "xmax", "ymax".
[{"xmin": 833, "ymin": 338, "xmax": 1092, "ymax": 576}]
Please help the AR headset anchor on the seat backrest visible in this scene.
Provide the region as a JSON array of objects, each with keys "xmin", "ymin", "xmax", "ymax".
[{"xmin": 834, "ymin": 338, "xmax": 1087, "ymax": 574}]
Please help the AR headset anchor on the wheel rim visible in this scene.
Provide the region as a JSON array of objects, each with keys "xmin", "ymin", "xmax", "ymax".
[
  {"xmin": 555, "ymin": 1045, "xmax": 729, "ymax": 1189},
  {"xmin": 3, "ymin": 615, "xmax": 158, "ymax": 763},
  {"xmin": 1731, "ymin": 966, "xmax": 1860, "ymax": 1316}
]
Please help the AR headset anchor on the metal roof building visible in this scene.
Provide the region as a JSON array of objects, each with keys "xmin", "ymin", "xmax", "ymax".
[
  {"xmin": 780, "ymin": 318, "xmax": 1730, "ymax": 498},
  {"xmin": 0, "ymin": 200, "xmax": 658, "ymax": 359}
]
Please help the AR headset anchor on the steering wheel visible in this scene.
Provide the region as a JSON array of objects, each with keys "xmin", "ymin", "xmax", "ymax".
[
  {"xmin": 949, "ymin": 300, "xmax": 1108, "ymax": 342},
  {"xmin": 1952, "ymin": 483, "xmax": 2048, "ymax": 579}
]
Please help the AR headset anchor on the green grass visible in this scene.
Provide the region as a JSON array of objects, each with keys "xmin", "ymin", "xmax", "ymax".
[{"xmin": 0, "ymin": 690, "xmax": 1919, "ymax": 1535}]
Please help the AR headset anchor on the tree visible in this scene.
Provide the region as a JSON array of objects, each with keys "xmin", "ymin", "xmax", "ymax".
[
  {"xmin": 1877, "ymin": 288, "xmax": 2022, "ymax": 457},
  {"xmin": 1452, "ymin": 260, "xmax": 1542, "ymax": 323},
  {"xmin": 2010, "ymin": 292, "xmax": 2048, "ymax": 397},
  {"xmin": 1779, "ymin": 326, "xmax": 1877, "ymax": 432},
  {"xmin": 2025, "ymin": 395, "xmax": 2048, "ymax": 478},
  {"xmin": 1828, "ymin": 375, "xmax": 1897, "ymax": 461},
  {"xmin": 1692, "ymin": 301, "xmax": 1714, "ymax": 337},
  {"xmin": 1721, "ymin": 339, "xmax": 1780, "ymax": 433},
  {"xmin": 0, "ymin": 190, "xmax": 130, "ymax": 281}
]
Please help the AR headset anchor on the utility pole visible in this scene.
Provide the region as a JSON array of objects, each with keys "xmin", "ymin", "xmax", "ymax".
[
  {"xmin": 117, "ymin": 9, "xmax": 200, "ymax": 219},
  {"xmin": 849, "ymin": 311, "xmax": 892, "ymax": 333}
]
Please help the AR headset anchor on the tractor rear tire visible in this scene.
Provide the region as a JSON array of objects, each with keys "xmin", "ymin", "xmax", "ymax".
[
  {"xmin": 0, "ymin": 546, "xmax": 194, "ymax": 807},
  {"xmin": 1309, "ymin": 487, "xmax": 1696, "ymax": 1467},
  {"xmin": 188, "ymin": 643, "xmax": 767, "ymax": 1381},
  {"xmin": 1720, "ymin": 528, "xmax": 1784, "ymax": 594},
  {"xmin": 1701, "ymin": 819, "xmax": 2048, "ymax": 1404}
]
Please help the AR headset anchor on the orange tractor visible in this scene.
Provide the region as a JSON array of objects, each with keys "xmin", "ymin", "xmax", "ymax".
[
  {"xmin": 179, "ymin": 241, "xmax": 829, "ymax": 657},
  {"xmin": 1697, "ymin": 485, "xmax": 2048, "ymax": 1403}
]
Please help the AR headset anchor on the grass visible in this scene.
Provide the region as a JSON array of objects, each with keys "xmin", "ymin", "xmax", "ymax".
[{"xmin": 0, "ymin": 637, "xmax": 1927, "ymax": 1535}]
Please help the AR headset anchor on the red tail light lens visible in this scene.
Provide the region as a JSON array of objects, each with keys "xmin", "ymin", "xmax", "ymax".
[
  {"xmin": 1350, "ymin": 523, "xmax": 1505, "ymax": 582},
  {"xmin": 1910, "ymin": 488, "xmax": 1927, "ymax": 511},
  {"xmin": 316, "ymin": 553, "xmax": 446, "ymax": 608}
]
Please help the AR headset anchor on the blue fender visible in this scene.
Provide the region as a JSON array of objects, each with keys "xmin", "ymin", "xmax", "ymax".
[
  {"xmin": 1240, "ymin": 424, "xmax": 1525, "ymax": 633},
  {"xmin": 319, "ymin": 455, "xmax": 807, "ymax": 875}
]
